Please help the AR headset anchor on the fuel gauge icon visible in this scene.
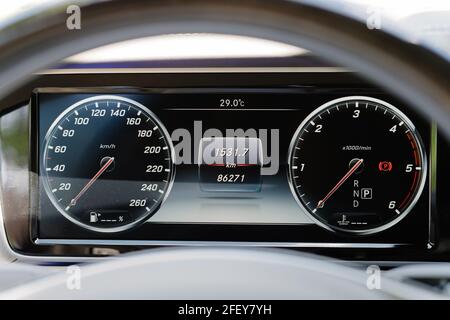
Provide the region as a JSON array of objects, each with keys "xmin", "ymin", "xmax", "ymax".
[{"xmin": 90, "ymin": 212, "xmax": 99, "ymax": 223}]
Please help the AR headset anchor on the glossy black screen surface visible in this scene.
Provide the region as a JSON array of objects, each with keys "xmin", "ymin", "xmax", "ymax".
[{"xmin": 32, "ymin": 88, "xmax": 430, "ymax": 246}]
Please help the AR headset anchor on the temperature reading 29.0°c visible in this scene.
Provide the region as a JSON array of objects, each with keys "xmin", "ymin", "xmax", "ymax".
[
  {"xmin": 41, "ymin": 95, "xmax": 174, "ymax": 233},
  {"xmin": 288, "ymin": 96, "xmax": 427, "ymax": 235}
]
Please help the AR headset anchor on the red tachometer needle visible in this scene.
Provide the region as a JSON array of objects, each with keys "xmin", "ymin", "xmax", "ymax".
[
  {"xmin": 316, "ymin": 158, "xmax": 363, "ymax": 210},
  {"xmin": 68, "ymin": 157, "xmax": 115, "ymax": 208}
]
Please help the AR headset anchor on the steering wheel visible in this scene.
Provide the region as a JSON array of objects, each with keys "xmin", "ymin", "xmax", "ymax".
[{"xmin": 0, "ymin": 0, "xmax": 448, "ymax": 299}]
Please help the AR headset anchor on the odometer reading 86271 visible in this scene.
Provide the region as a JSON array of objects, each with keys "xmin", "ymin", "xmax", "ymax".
[
  {"xmin": 288, "ymin": 96, "xmax": 427, "ymax": 235},
  {"xmin": 42, "ymin": 95, "xmax": 174, "ymax": 232}
]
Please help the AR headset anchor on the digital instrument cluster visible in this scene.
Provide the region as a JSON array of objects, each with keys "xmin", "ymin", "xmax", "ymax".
[{"xmin": 31, "ymin": 88, "xmax": 431, "ymax": 247}]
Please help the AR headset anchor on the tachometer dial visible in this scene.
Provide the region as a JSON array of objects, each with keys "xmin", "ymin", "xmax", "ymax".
[
  {"xmin": 42, "ymin": 95, "xmax": 175, "ymax": 232},
  {"xmin": 288, "ymin": 96, "xmax": 427, "ymax": 234}
]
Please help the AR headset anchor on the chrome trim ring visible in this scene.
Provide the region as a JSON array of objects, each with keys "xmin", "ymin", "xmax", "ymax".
[{"xmin": 287, "ymin": 96, "xmax": 428, "ymax": 235}]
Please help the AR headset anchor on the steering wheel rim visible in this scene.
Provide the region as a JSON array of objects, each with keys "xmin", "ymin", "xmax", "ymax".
[
  {"xmin": 0, "ymin": 0, "xmax": 448, "ymax": 298},
  {"xmin": 0, "ymin": 0, "xmax": 448, "ymax": 136},
  {"xmin": 0, "ymin": 247, "xmax": 446, "ymax": 299}
]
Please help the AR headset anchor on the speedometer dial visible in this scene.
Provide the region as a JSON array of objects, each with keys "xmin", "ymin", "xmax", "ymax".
[
  {"xmin": 42, "ymin": 95, "xmax": 175, "ymax": 233},
  {"xmin": 288, "ymin": 96, "xmax": 427, "ymax": 234}
]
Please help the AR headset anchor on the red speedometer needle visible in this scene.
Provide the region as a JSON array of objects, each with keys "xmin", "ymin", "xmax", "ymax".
[
  {"xmin": 68, "ymin": 157, "xmax": 115, "ymax": 208},
  {"xmin": 316, "ymin": 158, "xmax": 363, "ymax": 210}
]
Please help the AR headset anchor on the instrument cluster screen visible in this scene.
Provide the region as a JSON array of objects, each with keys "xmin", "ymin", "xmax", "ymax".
[{"xmin": 31, "ymin": 88, "xmax": 430, "ymax": 245}]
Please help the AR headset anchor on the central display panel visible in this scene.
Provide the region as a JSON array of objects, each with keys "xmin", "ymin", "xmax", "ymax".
[
  {"xmin": 198, "ymin": 137, "xmax": 263, "ymax": 192},
  {"xmin": 31, "ymin": 88, "xmax": 431, "ymax": 246}
]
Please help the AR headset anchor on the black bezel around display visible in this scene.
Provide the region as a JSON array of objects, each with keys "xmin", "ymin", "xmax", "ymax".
[
  {"xmin": 27, "ymin": 87, "xmax": 432, "ymax": 251},
  {"xmin": 0, "ymin": 71, "xmax": 439, "ymax": 260}
]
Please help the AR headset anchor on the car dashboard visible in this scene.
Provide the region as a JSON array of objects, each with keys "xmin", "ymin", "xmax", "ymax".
[{"xmin": 1, "ymin": 70, "xmax": 449, "ymax": 263}]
